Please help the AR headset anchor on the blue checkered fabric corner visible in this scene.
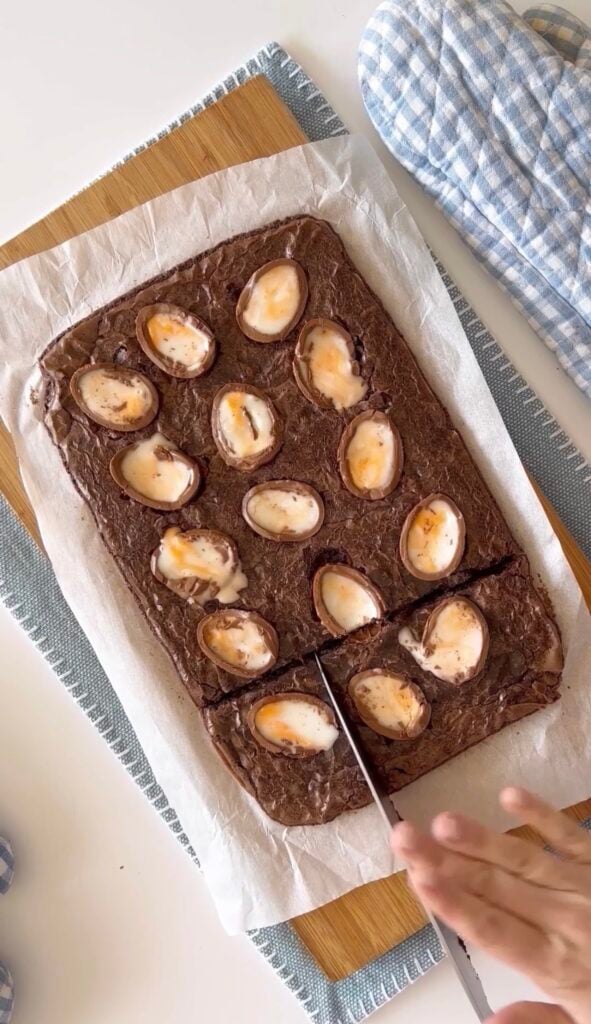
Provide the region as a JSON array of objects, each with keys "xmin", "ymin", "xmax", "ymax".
[
  {"xmin": 525, "ymin": 4, "xmax": 591, "ymax": 68},
  {"xmin": 0, "ymin": 965, "xmax": 14, "ymax": 1024},
  {"xmin": 0, "ymin": 838, "xmax": 14, "ymax": 896},
  {"xmin": 359, "ymin": 0, "xmax": 591, "ymax": 399},
  {"xmin": 0, "ymin": 837, "xmax": 14, "ymax": 1023}
]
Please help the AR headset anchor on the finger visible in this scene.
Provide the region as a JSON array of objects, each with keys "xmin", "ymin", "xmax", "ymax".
[
  {"xmin": 409, "ymin": 846, "xmax": 575, "ymax": 934},
  {"xmin": 391, "ymin": 820, "xmax": 446, "ymax": 867},
  {"xmin": 394, "ymin": 819, "xmax": 567, "ymax": 931},
  {"xmin": 392, "ymin": 821, "xmax": 470, "ymax": 905},
  {"xmin": 501, "ymin": 788, "xmax": 591, "ymax": 863},
  {"xmin": 409, "ymin": 873, "xmax": 551, "ymax": 978},
  {"xmin": 394, "ymin": 817, "xmax": 585, "ymax": 937},
  {"xmin": 490, "ymin": 1002, "xmax": 573, "ymax": 1024},
  {"xmin": 431, "ymin": 812, "xmax": 577, "ymax": 892}
]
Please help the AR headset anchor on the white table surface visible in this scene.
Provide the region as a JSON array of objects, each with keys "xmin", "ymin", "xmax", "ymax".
[{"xmin": 1, "ymin": 1, "xmax": 589, "ymax": 1022}]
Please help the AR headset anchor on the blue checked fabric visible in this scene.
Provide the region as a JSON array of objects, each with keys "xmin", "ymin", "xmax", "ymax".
[
  {"xmin": 359, "ymin": 0, "xmax": 591, "ymax": 399},
  {"xmin": 526, "ymin": 3, "xmax": 591, "ymax": 68},
  {"xmin": 0, "ymin": 837, "xmax": 14, "ymax": 1023},
  {"xmin": 0, "ymin": 838, "xmax": 14, "ymax": 896},
  {"xmin": 0, "ymin": 965, "xmax": 14, "ymax": 1024}
]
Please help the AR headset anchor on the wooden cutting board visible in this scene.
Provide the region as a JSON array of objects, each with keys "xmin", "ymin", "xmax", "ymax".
[{"xmin": 1, "ymin": 74, "xmax": 590, "ymax": 982}]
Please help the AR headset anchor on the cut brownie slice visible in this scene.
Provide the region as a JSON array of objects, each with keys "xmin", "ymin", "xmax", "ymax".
[
  {"xmin": 204, "ymin": 561, "xmax": 562, "ymax": 825},
  {"xmin": 41, "ymin": 216, "xmax": 520, "ymax": 705}
]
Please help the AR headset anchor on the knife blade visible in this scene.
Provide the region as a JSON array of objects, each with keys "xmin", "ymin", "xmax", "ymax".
[{"xmin": 313, "ymin": 653, "xmax": 492, "ymax": 1022}]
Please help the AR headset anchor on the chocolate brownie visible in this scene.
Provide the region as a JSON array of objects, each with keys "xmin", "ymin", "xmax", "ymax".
[
  {"xmin": 204, "ymin": 561, "xmax": 563, "ymax": 825},
  {"xmin": 41, "ymin": 215, "xmax": 520, "ymax": 706}
]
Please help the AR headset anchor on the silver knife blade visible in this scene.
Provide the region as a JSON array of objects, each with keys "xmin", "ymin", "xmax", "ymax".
[{"xmin": 314, "ymin": 653, "xmax": 492, "ymax": 1022}]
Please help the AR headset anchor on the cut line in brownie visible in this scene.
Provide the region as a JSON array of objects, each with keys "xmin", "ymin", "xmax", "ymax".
[
  {"xmin": 204, "ymin": 560, "xmax": 562, "ymax": 826},
  {"xmin": 41, "ymin": 215, "xmax": 521, "ymax": 706}
]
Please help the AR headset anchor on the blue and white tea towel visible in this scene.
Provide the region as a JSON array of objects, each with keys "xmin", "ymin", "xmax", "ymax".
[
  {"xmin": 359, "ymin": 0, "xmax": 591, "ymax": 398},
  {"xmin": 0, "ymin": 837, "xmax": 15, "ymax": 1024}
]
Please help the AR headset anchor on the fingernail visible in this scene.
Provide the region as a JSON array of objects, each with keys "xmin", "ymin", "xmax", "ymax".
[
  {"xmin": 390, "ymin": 821, "xmax": 419, "ymax": 853},
  {"xmin": 432, "ymin": 813, "xmax": 462, "ymax": 842},
  {"xmin": 501, "ymin": 786, "xmax": 529, "ymax": 808}
]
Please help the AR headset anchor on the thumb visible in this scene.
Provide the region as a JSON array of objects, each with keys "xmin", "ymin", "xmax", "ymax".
[{"xmin": 490, "ymin": 1002, "xmax": 573, "ymax": 1024}]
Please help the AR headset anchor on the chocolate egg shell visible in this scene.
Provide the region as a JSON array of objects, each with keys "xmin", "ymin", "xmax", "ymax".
[
  {"xmin": 312, "ymin": 563, "xmax": 386, "ymax": 637},
  {"xmin": 349, "ymin": 668, "xmax": 431, "ymax": 740},
  {"xmin": 247, "ymin": 691, "xmax": 339, "ymax": 758},
  {"xmin": 196, "ymin": 609, "xmax": 279, "ymax": 678},
  {"xmin": 211, "ymin": 383, "xmax": 283, "ymax": 471},
  {"xmin": 399, "ymin": 493, "xmax": 466, "ymax": 581},
  {"xmin": 70, "ymin": 362, "xmax": 159, "ymax": 432},
  {"xmin": 423, "ymin": 596, "xmax": 490, "ymax": 683},
  {"xmin": 109, "ymin": 435, "xmax": 200, "ymax": 511},
  {"xmin": 151, "ymin": 528, "xmax": 243, "ymax": 601},
  {"xmin": 293, "ymin": 318, "xmax": 367, "ymax": 410},
  {"xmin": 337, "ymin": 410, "xmax": 403, "ymax": 500},
  {"xmin": 242, "ymin": 480, "xmax": 325, "ymax": 543},
  {"xmin": 537, "ymin": 620, "xmax": 564, "ymax": 674},
  {"xmin": 236, "ymin": 258, "xmax": 308, "ymax": 343},
  {"xmin": 135, "ymin": 303, "xmax": 216, "ymax": 379}
]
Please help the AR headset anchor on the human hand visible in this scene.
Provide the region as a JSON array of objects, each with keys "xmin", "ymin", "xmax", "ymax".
[{"xmin": 390, "ymin": 788, "xmax": 591, "ymax": 1024}]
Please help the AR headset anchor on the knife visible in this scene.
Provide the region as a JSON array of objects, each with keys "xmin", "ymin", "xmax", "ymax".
[{"xmin": 313, "ymin": 653, "xmax": 492, "ymax": 1022}]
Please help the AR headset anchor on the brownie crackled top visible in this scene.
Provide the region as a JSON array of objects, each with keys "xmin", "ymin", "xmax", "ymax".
[
  {"xmin": 204, "ymin": 560, "xmax": 562, "ymax": 826},
  {"xmin": 41, "ymin": 214, "xmax": 562, "ymax": 825}
]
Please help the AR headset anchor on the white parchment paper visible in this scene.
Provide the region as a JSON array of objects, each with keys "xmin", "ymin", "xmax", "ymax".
[{"xmin": 1, "ymin": 136, "xmax": 590, "ymax": 934}]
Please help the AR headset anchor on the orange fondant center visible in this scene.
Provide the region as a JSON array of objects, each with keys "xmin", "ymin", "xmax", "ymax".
[{"xmin": 256, "ymin": 703, "xmax": 301, "ymax": 745}]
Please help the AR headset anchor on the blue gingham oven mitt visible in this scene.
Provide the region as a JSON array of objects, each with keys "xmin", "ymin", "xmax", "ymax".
[
  {"xmin": 0, "ymin": 838, "xmax": 15, "ymax": 1024},
  {"xmin": 359, "ymin": 0, "xmax": 591, "ymax": 399}
]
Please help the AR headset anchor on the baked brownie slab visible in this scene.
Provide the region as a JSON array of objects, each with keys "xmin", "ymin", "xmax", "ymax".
[
  {"xmin": 41, "ymin": 216, "xmax": 519, "ymax": 706},
  {"xmin": 204, "ymin": 560, "xmax": 562, "ymax": 825}
]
